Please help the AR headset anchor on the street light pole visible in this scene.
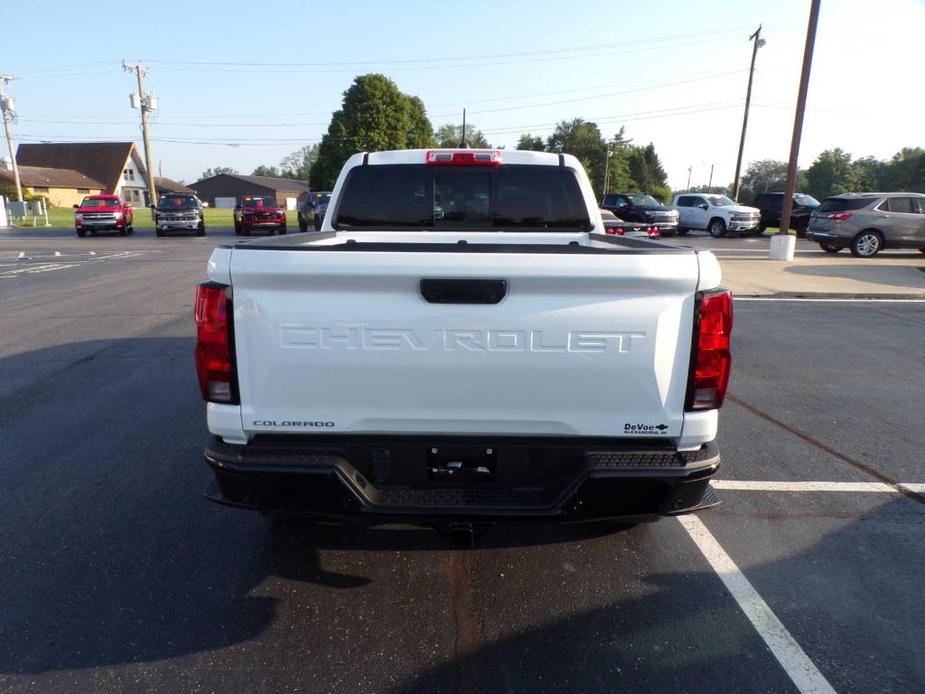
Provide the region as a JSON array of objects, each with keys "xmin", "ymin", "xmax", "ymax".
[
  {"xmin": 778, "ymin": 0, "xmax": 822, "ymax": 239},
  {"xmin": 731, "ymin": 25, "xmax": 764, "ymax": 201},
  {"xmin": 603, "ymin": 149, "xmax": 612, "ymax": 197}
]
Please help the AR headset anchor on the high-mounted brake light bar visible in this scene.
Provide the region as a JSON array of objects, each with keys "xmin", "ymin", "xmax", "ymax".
[{"xmin": 425, "ymin": 150, "xmax": 503, "ymax": 166}]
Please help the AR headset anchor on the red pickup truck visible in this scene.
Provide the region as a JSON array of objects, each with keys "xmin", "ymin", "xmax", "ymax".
[
  {"xmin": 233, "ymin": 195, "xmax": 287, "ymax": 236},
  {"xmin": 73, "ymin": 195, "xmax": 134, "ymax": 237}
]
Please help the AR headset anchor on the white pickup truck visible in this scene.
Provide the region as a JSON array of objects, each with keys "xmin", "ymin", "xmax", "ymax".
[
  {"xmin": 672, "ymin": 193, "xmax": 761, "ymax": 237},
  {"xmin": 196, "ymin": 149, "xmax": 732, "ymax": 542}
]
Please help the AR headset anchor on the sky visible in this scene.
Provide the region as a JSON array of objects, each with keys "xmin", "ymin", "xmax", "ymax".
[{"xmin": 4, "ymin": 0, "xmax": 924, "ymax": 191}]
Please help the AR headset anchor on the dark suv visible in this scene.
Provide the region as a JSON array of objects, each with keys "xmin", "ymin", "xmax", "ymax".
[
  {"xmin": 298, "ymin": 191, "xmax": 331, "ymax": 232},
  {"xmin": 753, "ymin": 192, "xmax": 819, "ymax": 235},
  {"xmin": 601, "ymin": 193, "xmax": 680, "ymax": 236}
]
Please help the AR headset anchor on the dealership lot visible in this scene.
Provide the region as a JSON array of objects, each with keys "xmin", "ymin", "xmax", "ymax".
[{"xmin": 1, "ymin": 228, "xmax": 923, "ymax": 693}]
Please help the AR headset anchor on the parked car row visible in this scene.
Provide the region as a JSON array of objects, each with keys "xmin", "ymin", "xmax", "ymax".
[
  {"xmin": 600, "ymin": 189, "xmax": 925, "ymax": 256},
  {"xmin": 73, "ymin": 186, "xmax": 925, "ymax": 258},
  {"xmin": 601, "ymin": 191, "xmax": 762, "ymax": 238},
  {"xmin": 73, "ymin": 191, "xmax": 334, "ymax": 238}
]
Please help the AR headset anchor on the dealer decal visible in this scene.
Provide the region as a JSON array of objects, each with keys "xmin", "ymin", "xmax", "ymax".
[
  {"xmin": 252, "ymin": 420, "xmax": 335, "ymax": 428},
  {"xmin": 624, "ymin": 423, "xmax": 670, "ymax": 435}
]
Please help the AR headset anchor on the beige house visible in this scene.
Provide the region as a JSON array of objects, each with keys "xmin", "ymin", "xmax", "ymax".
[
  {"xmin": 0, "ymin": 142, "xmax": 153, "ymax": 208},
  {"xmin": 0, "ymin": 165, "xmax": 104, "ymax": 208}
]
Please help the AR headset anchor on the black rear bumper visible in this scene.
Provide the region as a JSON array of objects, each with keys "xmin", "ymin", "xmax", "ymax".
[{"xmin": 203, "ymin": 434, "xmax": 720, "ymax": 523}]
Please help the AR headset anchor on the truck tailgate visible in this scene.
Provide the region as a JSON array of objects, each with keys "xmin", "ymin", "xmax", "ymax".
[{"xmin": 229, "ymin": 246, "xmax": 699, "ymax": 439}]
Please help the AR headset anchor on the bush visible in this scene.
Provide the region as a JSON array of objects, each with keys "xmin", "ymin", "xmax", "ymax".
[{"xmin": 0, "ymin": 186, "xmax": 51, "ymax": 206}]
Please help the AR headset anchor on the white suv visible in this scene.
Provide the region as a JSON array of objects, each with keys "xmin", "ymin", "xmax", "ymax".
[{"xmin": 673, "ymin": 193, "xmax": 761, "ymax": 237}]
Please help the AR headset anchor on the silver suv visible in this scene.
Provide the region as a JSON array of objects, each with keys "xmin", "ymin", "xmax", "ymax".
[{"xmin": 806, "ymin": 193, "xmax": 925, "ymax": 257}]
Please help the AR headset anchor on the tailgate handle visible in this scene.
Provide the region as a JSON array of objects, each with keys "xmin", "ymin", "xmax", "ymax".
[{"xmin": 420, "ymin": 279, "xmax": 507, "ymax": 304}]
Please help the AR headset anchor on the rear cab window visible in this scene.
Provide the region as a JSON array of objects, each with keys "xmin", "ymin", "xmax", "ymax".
[{"xmin": 334, "ymin": 164, "xmax": 592, "ymax": 231}]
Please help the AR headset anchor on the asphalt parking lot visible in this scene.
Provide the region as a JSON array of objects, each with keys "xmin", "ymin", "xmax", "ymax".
[{"xmin": 1, "ymin": 227, "xmax": 923, "ymax": 693}]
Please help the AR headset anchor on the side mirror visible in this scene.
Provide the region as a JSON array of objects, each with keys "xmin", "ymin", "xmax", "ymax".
[{"xmin": 699, "ymin": 203, "xmax": 709, "ymax": 210}]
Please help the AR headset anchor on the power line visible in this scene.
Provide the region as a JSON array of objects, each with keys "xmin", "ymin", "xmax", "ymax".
[
  {"xmin": 15, "ymin": 69, "xmax": 747, "ymax": 130},
  {"xmin": 15, "ymin": 101, "xmax": 746, "ymax": 147},
  {"xmin": 431, "ymin": 69, "xmax": 744, "ymax": 119},
  {"xmin": 6, "ymin": 61, "xmax": 118, "ymax": 75},
  {"xmin": 144, "ymin": 33, "xmax": 755, "ymax": 75},
  {"xmin": 142, "ymin": 26, "xmax": 752, "ymax": 69}
]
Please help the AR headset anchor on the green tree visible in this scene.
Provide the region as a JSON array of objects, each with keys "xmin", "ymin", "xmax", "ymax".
[
  {"xmin": 603, "ymin": 127, "xmax": 634, "ymax": 194},
  {"xmin": 279, "ymin": 144, "xmax": 318, "ymax": 180},
  {"xmin": 310, "ymin": 74, "xmax": 436, "ymax": 189},
  {"xmin": 806, "ymin": 148, "xmax": 856, "ymax": 199},
  {"xmin": 251, "ymin": 165, "xmax": 281, "ymax": 177},
  {"xmin": 200, "ymin": 166, "xmax": 238, "ymax": 180},
  {"xmin": 515, "ymin": 133, "xmax": 545, "ymax": 151},
  {"xmin": 545, "ymin": 118, "xmax": 607, "ymax": 195},
  {"xmin": 406, "ymin": 97, "xmax": 435, "ymax": 150},
  {"xmin": 880, "ymin": 147, "xmax": 925, "ymax": 192},
  {"xmin": 738, "ymin": 159, "xmax": 787, "ymax": 201},
  {"xmin": 435, "ymin": 123, "xmax": 490, "ymax": 148},
  {"xmin": 851, "ymin": 156, "xmax": 884, "ymax": 192},
  {"xmin": 626, "ymin": 143, "xmax": 670, "ymax": 201}
]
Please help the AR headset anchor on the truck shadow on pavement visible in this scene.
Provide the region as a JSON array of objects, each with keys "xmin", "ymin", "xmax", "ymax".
[{"xmin": 0, "ymin": 337, "xmax": 638, "ymax": 678}]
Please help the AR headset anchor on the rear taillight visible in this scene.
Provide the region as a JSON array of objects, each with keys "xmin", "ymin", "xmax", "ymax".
[
  {"xmin": 827, "ymin": 212, "xmax": 852, "ymax": 221},
  {"xmin": 686, "ymin": 289, "xmax": 733, "ymax": 411},
  {"xmin": 194, "ymin": 282, "xmax": 238, "ymax": 404},
  {"xmin": 648, "ymin": 226, "xmax": 660, "ymax": 237},
  {"xmin": 425, "ymin": 149, "xmax": 502, "ymax": 166}
]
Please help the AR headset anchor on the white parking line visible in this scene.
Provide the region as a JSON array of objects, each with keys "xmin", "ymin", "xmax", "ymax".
[
  {"xmin": 679, "ymin": 515, "xmax": 837, "ymax": 694},
  {"xmin": 712, "ymin": 480, "xmax": 899, "ymax": 493},
  {"xmin": 735, "ymin": 297, "xmax": 925, "ymax": 303},
  {"xmin": 0, "ymin": 263, "xmax": 80, "ymax": 278}
]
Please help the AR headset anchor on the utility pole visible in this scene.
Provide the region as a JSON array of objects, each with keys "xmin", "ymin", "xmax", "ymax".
[
  {"xmin": 686, "ymin": 165, "xmax": 692, "ymax": 191},
  {"xmin": 778, "ymin": 0, "xmax": 821, "ymax": 240},
  {"xmin": 0, "ymin": 75, "xmax": 23, "ymax": 202},
  {"xmin": 603, "ymin": 148, "xmax": 613, "ymax": 196},
  {"xmin": 459, "ymin": 108, "xmax": 467, "ymax": 148},
  {"xmin": 122, "ymin": 61, "xmax": 157, "ymax": 204},
  {"xmin": 731, "ymin": 25, "xmax": 765, "ymax": 201},
  {"xmin": 708, "ymin": 163, "xmax": 714, "ymax": 191}
]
